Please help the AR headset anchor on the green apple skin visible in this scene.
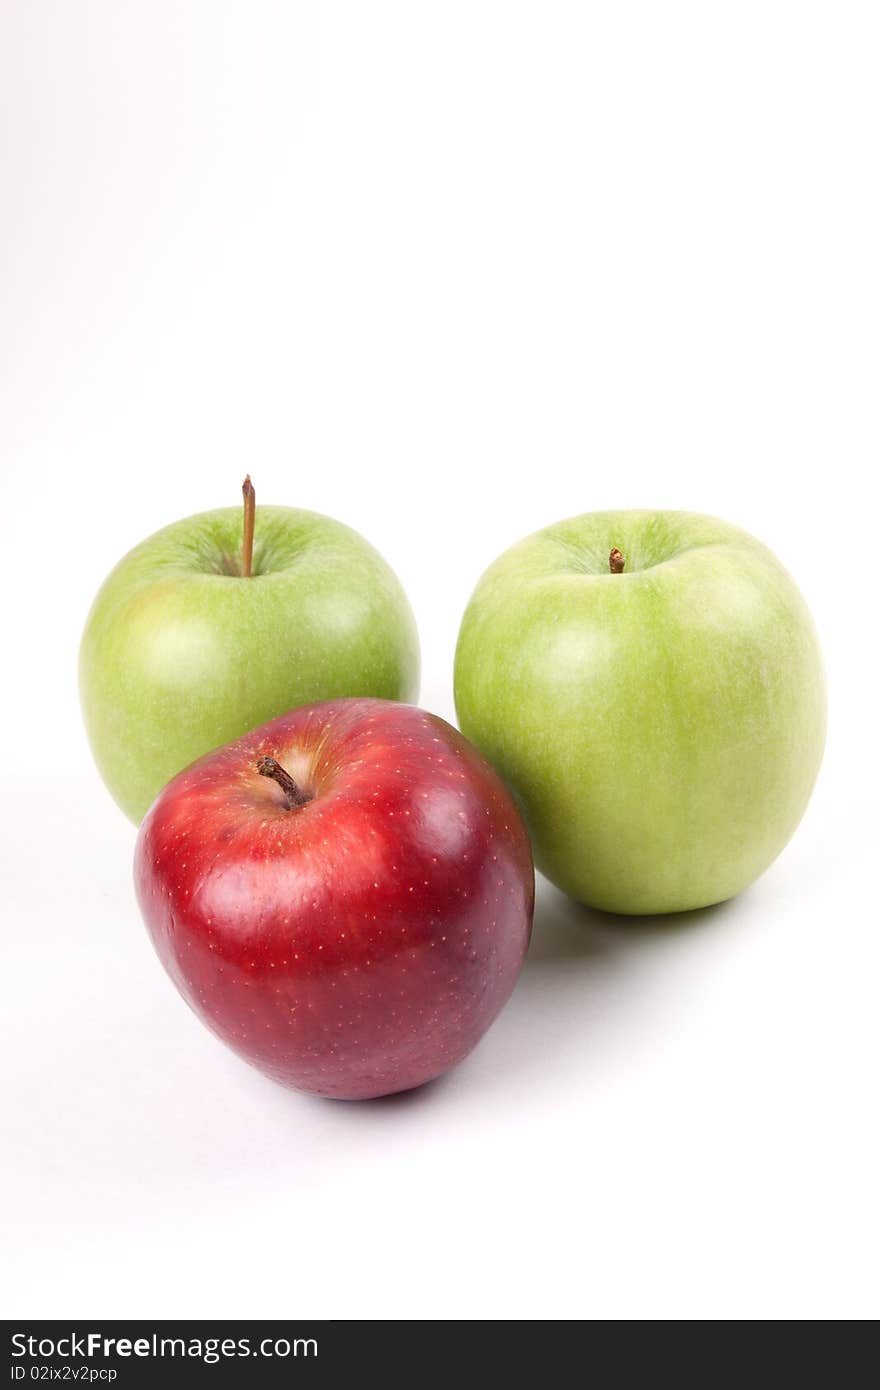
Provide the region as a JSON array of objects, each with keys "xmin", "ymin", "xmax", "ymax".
[
  {"xmin": 80, "ymin": 506, "xmax": 420, "ymax": 823},
  {"xmin": 454, "ymin": 511, "xmax": 825, "ymax": 915}
]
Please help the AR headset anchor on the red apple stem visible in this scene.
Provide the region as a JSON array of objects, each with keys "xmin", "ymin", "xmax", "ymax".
[
  {"xmin": 256, "ymin": 756, "xmax": 311, "ymax": 809},
  {"xmin": 609, "ymin": 547, "xmax": 625, "ymax": 574},
  {"xmin": 241, "ymin": 475, "xmax": 256, "ymax": 578}
]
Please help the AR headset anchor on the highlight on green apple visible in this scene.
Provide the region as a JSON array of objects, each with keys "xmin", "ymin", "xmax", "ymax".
[
  {"xmin": 79, "ymin": 478, "xmax": 420, "ymax": 822},
  {"xmin": 454, "ymin": 510, "xmax": 826, "ymax": 916}
]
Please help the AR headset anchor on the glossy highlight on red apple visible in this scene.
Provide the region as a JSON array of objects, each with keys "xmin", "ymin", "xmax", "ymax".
[{"xmin": 135, "ymin": 699, "xmax": 534, "ymax": 1099}]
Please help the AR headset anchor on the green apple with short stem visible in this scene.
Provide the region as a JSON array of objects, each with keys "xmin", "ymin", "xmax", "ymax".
[
  {"xmin": 80, "ymin": 478, "xmax": 420, "ymax": 823},
  {"xmin": 454, "ymin": 510, "xmax": 825, "ymax": 915}
]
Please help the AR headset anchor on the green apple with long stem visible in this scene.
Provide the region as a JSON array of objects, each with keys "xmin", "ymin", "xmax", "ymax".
[
  {"xmin": 80, "ymin": 479, "xmax": 420, "ymax": 822},
  {"xmin": 454, "ymin": 510, "xmax": 825, "ymax": 915}
]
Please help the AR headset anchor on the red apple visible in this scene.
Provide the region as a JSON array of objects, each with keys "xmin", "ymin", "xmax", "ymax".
[{"xmin": 135, "ymin": 698, "xmax": 534, "ymax": 1099}]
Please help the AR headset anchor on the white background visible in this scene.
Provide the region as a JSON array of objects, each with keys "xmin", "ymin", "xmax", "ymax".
[{"xmin": 1, "ymin": 2, "xmax": 878, "ymax": 1320}]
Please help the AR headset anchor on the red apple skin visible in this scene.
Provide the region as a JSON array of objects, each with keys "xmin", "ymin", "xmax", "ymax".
[{"xmin": 135, "ymin": 699, "xmax": 534, "ymax": 1100}]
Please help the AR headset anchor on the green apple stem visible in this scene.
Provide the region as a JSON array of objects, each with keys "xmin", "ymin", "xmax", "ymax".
[
  {"xmin": 241, "ymin": 475, "xmax": 256, "ymax": 578},
  {"xmin": 256, "ymin": 756, "xmax": 312, "ymax": 809},
  {"xmin": 609, "ymin": 547, "xmax": 625, "ymax": 574}
]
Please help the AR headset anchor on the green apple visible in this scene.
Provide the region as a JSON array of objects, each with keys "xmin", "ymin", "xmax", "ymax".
[
  {"xmin": 454, "ymin": 510, "xmax": 825, "ymax": 915},
  {"xmin": 80, "ymin": 484, "xmax": 419, "ymax": 822}
]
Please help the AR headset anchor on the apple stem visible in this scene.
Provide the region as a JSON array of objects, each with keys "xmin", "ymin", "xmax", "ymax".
[
  {"xmin": 256, "ymin": 756, "xmax": 311, "ymax": 809},
  {"xmin": 609, "ymin": 547, "xmax": 625, "ymax": 574},
  {"xmin": 241, "ymin": 475, "xmax": 256, "ymax": 578}
]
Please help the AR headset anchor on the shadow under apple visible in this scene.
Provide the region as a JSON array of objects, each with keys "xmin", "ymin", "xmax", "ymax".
[
  {"xmin": 319, "ymin": 875, "xmax": 744, "ymax": 1115},
  {"xmin": 441, "ymin": 873, "xmax": 745, "ymax": 1101}
]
